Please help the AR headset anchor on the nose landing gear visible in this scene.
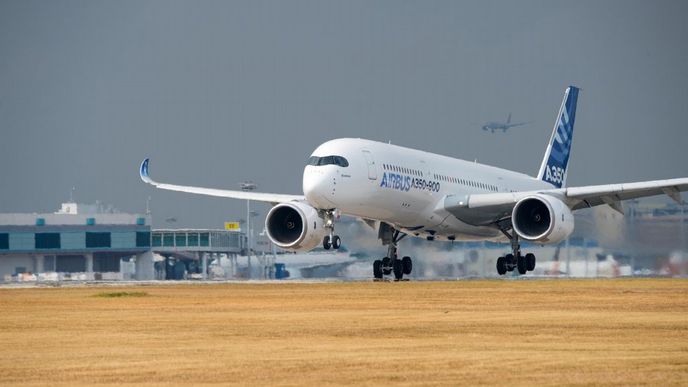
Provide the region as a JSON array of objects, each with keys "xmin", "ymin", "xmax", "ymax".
[
  {"xmin": 323, "ymin": 234, "xmax": 341, "ymax": 250},
  {"xmin": 322, "ymin": 210, "xmax": 341, "ymax": 250}
]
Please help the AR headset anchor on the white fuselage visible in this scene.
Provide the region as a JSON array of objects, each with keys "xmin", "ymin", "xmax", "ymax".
[{"xmin": 303, "ymin": 138, "xmax": 554, "ymax": 242}]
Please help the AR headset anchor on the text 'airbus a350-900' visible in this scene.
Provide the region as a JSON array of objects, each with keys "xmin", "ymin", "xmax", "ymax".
[{"xmin": 140, "ymin": 86, "xmax": 687, "ymax": 280}]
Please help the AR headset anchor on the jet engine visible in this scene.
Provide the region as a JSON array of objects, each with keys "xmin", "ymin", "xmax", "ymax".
[
  {"xmin": 511, "ymin": 195, "xmax": 574, "ymax": 244},
  {"xmin": 265, "ymin": 202, "xmax": 327, "ymax": 252}
]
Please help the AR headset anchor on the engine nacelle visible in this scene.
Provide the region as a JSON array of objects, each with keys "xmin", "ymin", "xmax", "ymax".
[
  {"xmin": 265, "ymin": 202, "xmax": 327, "ymax": 252},
  {"xmin": 512, "ymin": 195, "xmax": 574, "ymax": 244}
]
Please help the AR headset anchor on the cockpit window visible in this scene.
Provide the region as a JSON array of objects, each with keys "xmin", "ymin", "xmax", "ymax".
[
  {"xmin": 307, "ymin": 155, "xmax": 349, "ymax": 167},
  {"xmin": 320, "ymin": 156, "xmax": 335, "ymax": 165}
]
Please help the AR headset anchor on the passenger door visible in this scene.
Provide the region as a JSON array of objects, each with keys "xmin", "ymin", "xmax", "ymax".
[{"xmin": 361, "ymin": 150, "xmax": 377, "ymax": 180}]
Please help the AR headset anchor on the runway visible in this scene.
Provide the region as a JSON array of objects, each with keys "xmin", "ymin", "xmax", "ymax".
[{"xmin": 0, "ymin": 279, "xmax": 686, "ymax": 385}]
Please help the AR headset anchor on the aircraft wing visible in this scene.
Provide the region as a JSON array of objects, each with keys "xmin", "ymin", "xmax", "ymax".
[
  {"xmin": 139, "ymin": 159, "xmax": 305, "ymax": 204},
  {"xmin": 560, "ymin": 178, "xmax": 688, "ymax": 210},
  {"xmin": 443, "ymin": 177, "xmax": 688, "ymax": 226}
]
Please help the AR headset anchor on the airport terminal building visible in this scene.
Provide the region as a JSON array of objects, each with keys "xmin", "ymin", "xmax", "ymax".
[
  {"xmin": 0, "ymin": 202, "xmax": 246, "ymax": 282},
  {"xmin": 0, "ymin": 203, "xmax": 154, "ymax": 281}
]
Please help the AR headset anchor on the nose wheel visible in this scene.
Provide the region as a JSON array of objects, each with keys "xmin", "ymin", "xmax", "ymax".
[
  {"xmin": 323, "ymin": 235, "xmax": 341, "ymax": 250},
  {"xmin": 322, "ymin": 210, "xmax": 341, "ymax": 250}
]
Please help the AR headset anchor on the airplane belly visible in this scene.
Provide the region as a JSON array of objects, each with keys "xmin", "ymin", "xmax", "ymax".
[
  {"xmin": 436, "ymin": 217, "xmax": 504, "ymax": 241},
  {"xmin": 343, "ymin": 189, "xmax": 411, "ymax": 221}
]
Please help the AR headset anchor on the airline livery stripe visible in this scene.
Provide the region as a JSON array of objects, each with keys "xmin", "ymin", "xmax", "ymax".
[
  {"xmin": 562, "ymin": 108, "xmax": 570, "ymax": 129},
  {"xmin": 554, "ymin": 131, "xmax": 563, "ymax": 145},
  {"xmin": 559, "ymin": 121, "xmax": 569, "ymax": 142}
]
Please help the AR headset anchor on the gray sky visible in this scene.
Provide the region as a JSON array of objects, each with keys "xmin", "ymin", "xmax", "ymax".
[{"xmin": 1, "ymin": 0, "xmax": 687, "ymax": 228}]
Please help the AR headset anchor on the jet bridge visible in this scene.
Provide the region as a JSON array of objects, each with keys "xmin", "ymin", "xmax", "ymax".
[{"xmin": 151, "ymin": 229, "xmax": 245, "ymax": 280}]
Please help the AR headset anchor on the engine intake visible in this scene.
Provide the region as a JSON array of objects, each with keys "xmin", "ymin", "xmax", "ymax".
[
  {"xmin": 265, "ymin": 202, "xmax": 327, "ymax": 251},
  {"xmin": 512, "ymin": 195, "xmax": 574, "ymax": 244}
]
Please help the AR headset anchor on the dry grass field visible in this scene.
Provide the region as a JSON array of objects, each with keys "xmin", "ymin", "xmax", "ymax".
[{"xmin": 0, "ymin": 279, "xmax": 687, "ymax": 386}]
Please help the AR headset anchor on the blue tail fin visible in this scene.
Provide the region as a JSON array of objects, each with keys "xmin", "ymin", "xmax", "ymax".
[{"xmin": 536, "ymin": 86, "xmax": 580, "ymax": 188}]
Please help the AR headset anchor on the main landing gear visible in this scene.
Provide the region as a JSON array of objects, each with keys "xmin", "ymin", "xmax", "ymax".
[
  {"xmin": 495, "ymin": 231, "xmax": 536, "ymax": 276},
  {"xmin": 373, "ymin": 228, "xmax": 412, "ymax": 281},
  {"xmin": 322, "ymin": 210, "xmax": 341, "ymax": 250}
]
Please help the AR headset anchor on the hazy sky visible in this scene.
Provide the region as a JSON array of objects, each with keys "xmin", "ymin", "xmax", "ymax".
[{"xmin": 1, "ymin": 0, "xmax": 687, "ymax": 228}]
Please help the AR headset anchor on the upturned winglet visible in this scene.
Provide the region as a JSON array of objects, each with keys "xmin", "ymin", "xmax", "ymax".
[{"xmin": 139, "ymin": 158, "xmax": 154, "ymax": 184}]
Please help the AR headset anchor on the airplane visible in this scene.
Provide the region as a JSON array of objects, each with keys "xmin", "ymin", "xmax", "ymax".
[
  {"xmin": 481, "ymin": 113, "xmax": 530, "ymax": 133},
  {"xmin": 139, "ymin": 86, "xmax": 688, "ymax": 280}
]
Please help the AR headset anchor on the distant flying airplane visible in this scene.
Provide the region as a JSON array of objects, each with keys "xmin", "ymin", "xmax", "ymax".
[
  {"xmin": 140, "ymin": 86, "xmax": 688, "ymax": 280},
  {"xmin": 481, "ymin": 113, "xmax": 530, "ymax": 133}
]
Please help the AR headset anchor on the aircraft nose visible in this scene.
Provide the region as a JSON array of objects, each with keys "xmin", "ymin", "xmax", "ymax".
[{"xmin": 303, "ymin": 167, "xmax": 334, "ymax": 208}]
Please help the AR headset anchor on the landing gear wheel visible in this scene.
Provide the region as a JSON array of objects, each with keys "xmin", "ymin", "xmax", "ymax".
[
  {"xmin": 517, "ymin": 255, "xmax": 527, "ymax": 275},
  {"xmin": 402, "ymin": 256, "xmax": 412, "ymax": 275},
  {"xmin": 505, "ymin": 254, "xmax": 515, "ymax": 272},
  {"xmin": 526, "ymin": 253, "xmax": 536, "ymax": 272},
  {"xmin": 381, "ymin": 257, "xmax": 392, "ymax": 275},
  {"xmin": 496, "ymin": 256, "xmax": 507, "ymax": 275},
  {"xmin": 323, "ymin": 236, "xmax": 332, "ymax": 250},
  {"xmin": 332, "ymin": 235, "xmax": 341, "ymax": 249},
  {"xmin": 393, "ymin": 259, "xmax": 404, "ymax": 281},
  {"xmin": 373, "ymin": 259, "xmax": 383, "ymax": 279}
]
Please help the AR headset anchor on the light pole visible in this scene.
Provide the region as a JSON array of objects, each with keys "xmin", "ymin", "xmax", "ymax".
[
  {"xmin": 250, "ymin": 210, "xmax": 260, "ymax": 251},
  {"xmin": 681, "ymin": 200, "xmax": 686, "ymax": 253},
  {"xmin": 629, "ymin": 199, "xmax": 638, "ymax": 275},
  {"xmin": 240, "ymin": 181, "xmax": 257, "ymax": 276}
]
